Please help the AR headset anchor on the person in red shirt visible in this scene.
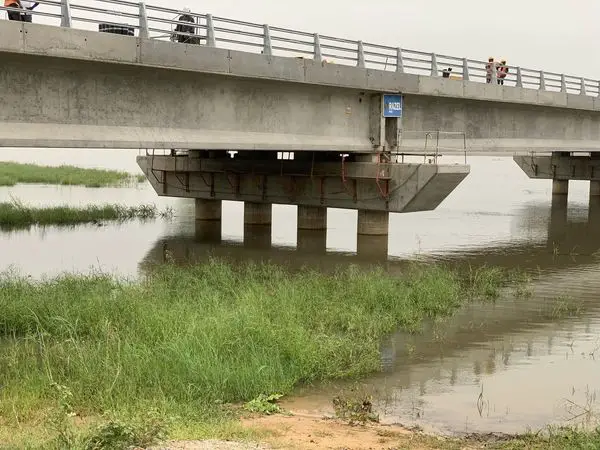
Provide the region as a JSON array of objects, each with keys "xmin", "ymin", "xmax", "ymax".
[{"xmin": 497, "ymin": 59, "xmax": 509, "ymax": 85}]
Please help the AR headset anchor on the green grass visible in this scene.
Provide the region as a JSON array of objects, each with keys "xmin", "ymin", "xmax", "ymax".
[
  {"xmin": 0, "ymin": 162, "xmax": 145, "ymax": 188},
  {"xmin": 0, "ymin": 201, "xmax": 171, "ymax": 230},
  {"xmin": 494, "ymin": 427, "xmax": 600, "ymax": 449},
  {"xmin": 0, "ymin": 261, "xmax": 503, "ymax": 447}
]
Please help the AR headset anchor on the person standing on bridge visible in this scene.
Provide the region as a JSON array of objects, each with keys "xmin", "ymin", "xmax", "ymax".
[
  {"xmin": 486, "ymin": 57, "xmax": 496, "ymax": 84},
  {"xmin": 497, "ymin": 59, "xmax": 508, "ymax": 85},
  {"xmin": 5, "ymin": 0, "xmax": 39, "ymax": 22},
  {"xmin": 171, "ymin": 8, "xmax": 198, "ymax": 44}
]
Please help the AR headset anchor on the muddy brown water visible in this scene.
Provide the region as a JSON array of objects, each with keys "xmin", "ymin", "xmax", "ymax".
[{"xmin": 1, "ymin": 148, "xmax": 599, "ymax": 435}]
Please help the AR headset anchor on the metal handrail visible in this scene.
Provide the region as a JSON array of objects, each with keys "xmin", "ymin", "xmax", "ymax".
[{"xmin": 1, "ymin": 0, "xmax": 598, "ymax": 97}]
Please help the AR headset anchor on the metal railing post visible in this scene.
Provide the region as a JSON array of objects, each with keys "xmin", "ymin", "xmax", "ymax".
[
  {"xmin": 462, "ymin": 58, "xmax": 469, "ymax": 81},
  {"xmin": 560, "ymin": 74, "xmax": 567, "ymax": 92},
  {"xmin": 138, "ymin": 2, "xmax": 149, "ymax": 39},
  {"xmin": 430, "ymin": 53, "xmax": 438, "ymax": 76},
  {"xmin": 539, "ymin": 71, "xmax": 546, "ymax": 90},
  {"xmin": 313, "ymin": 33, "xmax": 322, "ymax": 62},
  {"xmin": 262, "ymin": 24, "xmax": 272, "ymax": 56},
  {"xmin": 60, "ymin": 0, "xmax": 72, "ymax": 27},
  {"xmin": 598, "ymin": 80, "xmax": 600, "ymax": 98},
  {"xmin": 580, "ymin": 77, "xmax": 587, "ymax": 96},
  {"xmin": 357, "ymin": 41, "xmax": 365, "ymax": 68},
  {"xmin": 516, "ymin": 67, "xmax": 523, "ymax": 88},
  {"xmin": 396, "ymin": 47, "xmax": 404, "ymax": 73},
  {"xmin": 206, "ymin": 14, "xmax": 216, "ymax": 47}
]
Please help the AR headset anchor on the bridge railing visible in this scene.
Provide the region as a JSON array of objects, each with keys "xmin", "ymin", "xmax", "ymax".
[{"xmin": 1, "ymin": 0, "xmax": 599, "ymax": 97}]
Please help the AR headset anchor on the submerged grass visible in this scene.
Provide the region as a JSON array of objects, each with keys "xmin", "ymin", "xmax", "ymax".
[
  {"xmin": 0, "ymin": 162, "xmax": 145, "ymax": 188},
  {"xmin": 0, "ymin": 200, "xmax": 172, "ymax": 230},
  {"xmin": 0, "ymin": 261, "xmax": 504, "ymax": 447}
]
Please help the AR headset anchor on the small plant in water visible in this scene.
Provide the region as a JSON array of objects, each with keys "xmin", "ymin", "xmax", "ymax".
[
  {"xmin": 244, "ymin": 393, "xmax": 284, "ymax": 415},
  {"xmin": 332, "ymin": 391, "xmax": 379, "ymax": 425}
]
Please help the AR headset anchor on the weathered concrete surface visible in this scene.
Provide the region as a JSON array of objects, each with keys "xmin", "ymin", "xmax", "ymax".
[
  {"xmin": 297, "ymin": 206, "xmax": 327, "ymax": 230},
  {"xmin": 1, "ymin": 21, "xmax": 600, "ymax": 152},
  {"xmin": 137, "ymin": 155, "xmax": 469, "ymax": 213}
]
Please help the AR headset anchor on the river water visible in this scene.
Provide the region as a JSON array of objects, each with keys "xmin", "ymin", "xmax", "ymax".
[{"xmin": 1, "ymin": 148, "xmax": 599, "ymax": 436}]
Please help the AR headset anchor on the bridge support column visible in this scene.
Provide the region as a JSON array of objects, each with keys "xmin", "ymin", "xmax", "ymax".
[
  {"xmin": 357, "ymin": 235, "xmax": 388, "ymax": 259},
  {"xmin": 552, "ymin": 180, "xmax": 569, "ymax": 196},
  {"xmin": 548, "ymin": 195, "xmax": 568, "ymax": 250},
  {"xmin": 195, "ymin": 220, "xmax": 221, "ymax": 242},
  {"xmin": 357, "ymin": 210, "xmax": 389, "ymax": 236},
  {"xmin": 195, "ymin": 199, "xmax": 222, "ymax": 221},
  {"xmin": 244, "ymin": 202, "xmax": 272, "ymax": 225},
  {"xmin": 590, "ymin": 180, "xmax": 600, "ymax": 197},
  {"xmin": 195, "ymin": 199, "xmax": 222, "ymax": 242},
  {"xmin": 297, "ymin": 206, "xmax": 327, "ymax": 230},
  {"xmin": 297, "ymin": 229, "xmax": 327, "ymax": 254},
  {"xmin": 244, "ymin": 225, "xmax": 272, "ymax": 249}
]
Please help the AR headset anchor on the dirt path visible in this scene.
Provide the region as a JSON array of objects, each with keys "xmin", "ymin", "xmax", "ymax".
[{"xmin": 159, "ymin": 414, "xmax": 469, "ymax": 450}]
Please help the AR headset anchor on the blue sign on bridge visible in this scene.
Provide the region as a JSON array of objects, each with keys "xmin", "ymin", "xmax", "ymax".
[{"xmin": 383, "ymin": 94, "xmax": 403, "ymax": 118}]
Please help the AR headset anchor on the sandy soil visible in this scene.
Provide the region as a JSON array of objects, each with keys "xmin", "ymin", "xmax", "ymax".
[{"xmin": 157, "ymin": 414, "xmax": 458, "ymax": 450}]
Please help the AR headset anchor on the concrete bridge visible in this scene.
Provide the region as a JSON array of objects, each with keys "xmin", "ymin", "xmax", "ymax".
[{"xmin": 1, "ymin": 0, "xmax": 599, "ymax": 242}]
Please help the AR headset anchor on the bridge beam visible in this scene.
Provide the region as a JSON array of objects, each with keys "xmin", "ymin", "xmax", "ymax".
[{"xmin": 137, "ymin": 155, "xmax": 469, "ymax": 213}]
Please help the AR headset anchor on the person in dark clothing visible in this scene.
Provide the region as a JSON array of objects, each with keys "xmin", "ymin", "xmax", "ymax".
[
  {"xmin": 442, "ymin": 67, "xmax": 452, "ymax": 78},
  {"xmin": 171, "ymin": 9, "xmax": 199, "ymax": 44}
]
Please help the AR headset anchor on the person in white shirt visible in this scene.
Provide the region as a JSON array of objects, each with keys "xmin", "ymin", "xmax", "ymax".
[{"xmin": 16, "ymin": 0, "xmax": 38, "ymax": 22}]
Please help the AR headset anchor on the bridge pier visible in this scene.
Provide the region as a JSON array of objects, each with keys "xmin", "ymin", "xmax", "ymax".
[
  {"xmin": 357, "ymin": 235, "xmax": 389, "ymax": 259},
  {"xmin": 297, "ymin": 206, "xmax": 327, "ymax": 230},
  {"xmin": 297, "ymin": 229, "xmax": 327, "ymax": 254},
  {"xmin": 195, "ymin": 198, "xmax": 222, "ymax": 221},
  {"xmin": 244, "ymin": 202, "xmax": 272, "ymax": 226},
  {"xmin": 552, "ymin": 180, "xmax": 569, "ymax": 196},
  {"xmin": 244, "ymin": 224, "xmax": 272, "ymax": 249},
  {"xmin": 590, "ymin": 180, "xmax": 600, "ymax": 197},
  {"xmin": 195, "ymin": 220, "xmax": 222, "ymax": 242},
  {"xmin": 357, "ymin": 210, "xmax": 389, "ymax": 236}
]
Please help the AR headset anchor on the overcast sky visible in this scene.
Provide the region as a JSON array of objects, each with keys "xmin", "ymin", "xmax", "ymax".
[{"xmin": 19, "ymin": 0, "xmax": 600, "ymax": 79}]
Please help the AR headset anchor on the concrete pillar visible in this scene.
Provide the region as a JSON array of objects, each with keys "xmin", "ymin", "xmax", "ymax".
[
  {"xmin": 548, "ymin": 194, "xmax": 568, "ymax": 250},
  {"xmin": 297, "ymin": 229, "xmax": 327, "ymax": 254},
  {"xmin": 590, "ymin": 181, "xmax": 600, "ymax": 197},
  {"xmin": 195, "ymin": 220, "xmax": 221, "ymax": 242},
  {"xmin": 552, "ymin": 180, "xmax": 569, "ymax": 196},
  {"xmin": 357, "ymin": 235, "xmax": 389, "ymax": 260},
  {"xmin": 589, "ymin": 195, "xmax": 600, "ymax": 225},
  {"xmin": 297, "ymin": 206, "xmax": 327, "ymax": 230},
  {"xmin": 244, "ymin": 202, "xmax": 272, "ymax": 225},
  {"xmin": 243, "ymin": 225, "xmax": 272, "ymax": 249},
  {"xmin": 195, "ymin": 198, "xmax": 221, "ymax": 221},
  {"xmin": 357, "ymin": 210, "xmax": 389, "ymax": 236}
]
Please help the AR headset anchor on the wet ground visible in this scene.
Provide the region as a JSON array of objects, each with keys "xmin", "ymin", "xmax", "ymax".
[{"xmin": 1, "ymin": 148, "xmax": 599, "ymax": 436}]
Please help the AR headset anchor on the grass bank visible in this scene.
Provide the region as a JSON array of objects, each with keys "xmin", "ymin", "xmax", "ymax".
[
  {"xmin": 0, "ymin": 162, "xmax": 145, "ymax": 187},
  {"xmin": 0, "ymin": 201, "xmax": 171, "ymax": 230},
  {"xmin": 0, "ymin": 262, "xmax": 508, "ymax": 448}
]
